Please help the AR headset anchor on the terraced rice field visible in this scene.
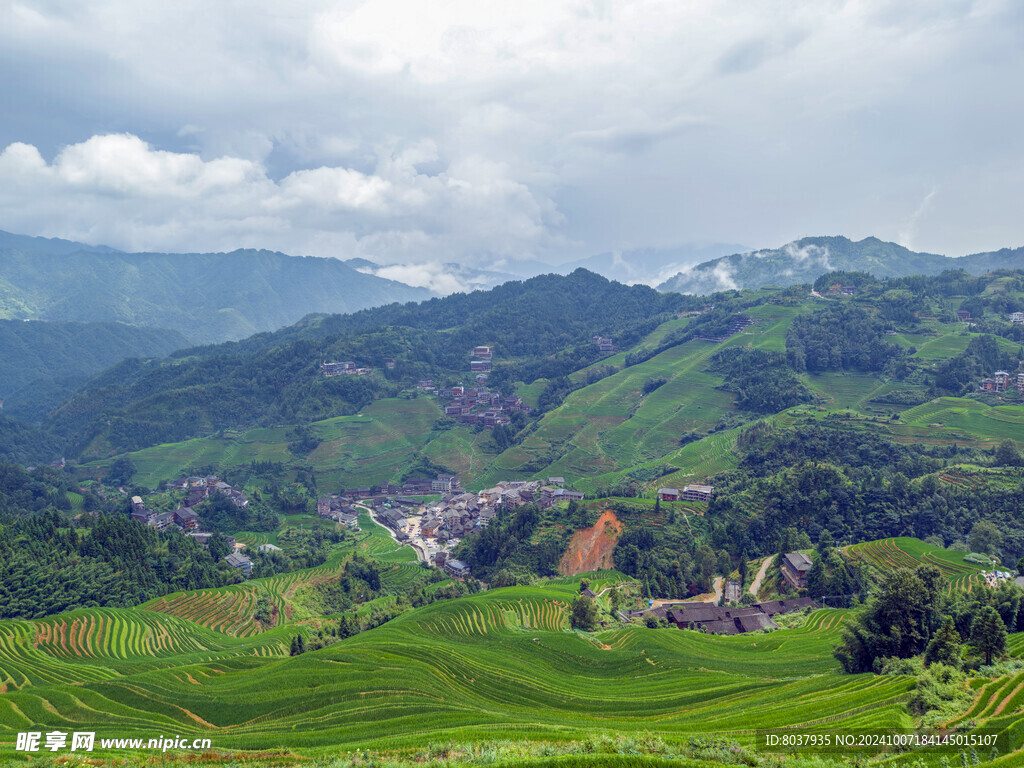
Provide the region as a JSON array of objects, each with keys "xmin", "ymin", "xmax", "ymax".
[
  {"xmin": 32, "ymin": 609, "xmax": 231, "ymax": 660},
  {"xmin": 142, "ymin": 585, "xmax": 267, "ymax": 636},
  {"xmin": 476, "ymin": 333, "xmax": 750, "ymax": 486},
  {"xmin": 845, "ymin": 537, "xmax": 985, "ymax": 591},
  {"xmin": 4, "ymin": 575, "xmax": 1024, "ymax": 761},
  {"xmin": 894, "ymin": 397, "xmax": 1024, "ymax": 448},
  {"xmin": 0, "ymin": 587, "xmax": 920, "ymax": 757}
]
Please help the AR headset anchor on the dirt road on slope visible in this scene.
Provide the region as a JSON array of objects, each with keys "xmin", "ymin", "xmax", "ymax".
[
  {"xmin": 712, "ymin": 577, "xmax": 724, "ymax": 604},
  {"xmin": 748, "ymin": 555, "xmax": 775, "ymax": 597}
]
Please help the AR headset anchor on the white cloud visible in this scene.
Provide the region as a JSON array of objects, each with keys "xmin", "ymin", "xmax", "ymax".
[
  {"xmin": 0, "ymin": 133, "xmax": 558, "ymax": 261},
  {"xmin": 0, "ymin": 0, "xmax": 1023, "ymax": 260},
  {"xmin": 368, "ymin": 263, "xmax": 467, "ymax": 295},
  {"xmin": 782, "ymin": 243, "xmax": 831, "ymax": 270}
]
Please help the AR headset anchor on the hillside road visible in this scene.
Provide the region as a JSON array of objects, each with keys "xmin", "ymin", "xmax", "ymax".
[{"xmin": 748, "ymin": 555, "xmax": 775, "ymax": 597}]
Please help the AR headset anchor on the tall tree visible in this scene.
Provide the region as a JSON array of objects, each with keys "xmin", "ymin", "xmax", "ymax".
[
  {"xmin": 570, "ymin": 596, "xmax": 598, "ymax": 631},
  {"xmin": 924, "ymin": 617, "xmax": 962, "ymax": 668},
  {"xmin": 970, "ymin": 606, "xmax": 1007, "ymax": 666}
]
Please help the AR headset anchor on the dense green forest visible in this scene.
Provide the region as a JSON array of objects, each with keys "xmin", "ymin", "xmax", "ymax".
[
  {"xmin": 0, "ymin": 463, "xmax": 234, "ymax": 619},
  {"xmin": 0, "ymin": 318, "xmax": 189, "ymax": 421},
  {"xmin": 0, "ymin": 414, "xmax": 63, "ymax": 465}
]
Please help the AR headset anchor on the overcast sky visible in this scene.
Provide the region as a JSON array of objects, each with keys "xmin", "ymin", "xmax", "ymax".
[{"xmin": 1, "ymin": 0, "xmax": 1022, "ymax": 272}]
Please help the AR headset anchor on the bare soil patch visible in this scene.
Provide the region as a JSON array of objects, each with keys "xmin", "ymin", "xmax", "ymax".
[{"xmin": 558, "ymin": 510, "xmax": 623, "ymax": 575}]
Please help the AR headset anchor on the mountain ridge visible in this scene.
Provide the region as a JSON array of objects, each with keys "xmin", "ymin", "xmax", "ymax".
[
  {"xmin": 0, "ymin": 231, "xmax": 433, "ymax": 343},
  {"xmin": 657, "ymin": 235, "xmax": 1024, "ymax": 294}
]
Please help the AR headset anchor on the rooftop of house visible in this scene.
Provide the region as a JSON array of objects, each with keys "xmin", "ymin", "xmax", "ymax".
[
  {"xmin": 783, "ymin": 552, "xmax": 813, "ymax": 572},
  {"xmin": 683, "ymin": 484, "xmax": 714, "ymax": 493}
]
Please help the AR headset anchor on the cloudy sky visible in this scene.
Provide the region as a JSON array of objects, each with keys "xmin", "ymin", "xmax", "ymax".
[{"xmin": 1, "ymin": 0, "xmax": 1022, "ymax": 276}]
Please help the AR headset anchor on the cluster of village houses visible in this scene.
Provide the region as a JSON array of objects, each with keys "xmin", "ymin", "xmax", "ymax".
[
  {"xmin": 980, "ymin": 369, "xmax": 1024, "ymax": 393},
  {"xmin": 124, "ymin": 469, "xmax": 800, "ymax": 629},
  {"xmin": 624, "ymin": 597, "xmax": 818, "ymax": 634},
  {"xmin": 622, "ymin": 551, "xmax": 816, "ymax": 635},
  {"xmin": 436, "ymin": 386, "xmax": 530, "ymax": 427},
  {"xmin": 128, "ymin": 475, "xmax": 281, "ymax": 577},
  {"xmin": 413, "ymin": 346, "xmax": 531, "ymax": 428},
  {"xmin": 315, "ymin": 475, "xmax": 586, "ymax": 578},
  {"xmin": 129, "ymin": 474, "xmax": 249, "ymax": 532}
]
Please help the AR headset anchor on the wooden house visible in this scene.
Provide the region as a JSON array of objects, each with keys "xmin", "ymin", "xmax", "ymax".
[{"xmin": 781, "ymin": 552, "xmax": 813, "ymax": 589}]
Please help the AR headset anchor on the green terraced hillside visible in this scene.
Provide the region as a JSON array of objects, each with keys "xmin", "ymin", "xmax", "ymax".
[
  {"xmin": 0, "ymin": 581, "xmax": 916, "ymax": 758},
  {"xmin": 476, "ymin": 306, "xmax": 804, "ymax": 488},
  {"xmin": 3, "ymin": 531, "xmax": 1024, "ymax": 765},
  {"xmin": 844, "ymin": 537, "xmax": 990, "ymax": 593},
  {"xmin": 78, "ymin": 397, "xmax": 452, "ymax": 490}
]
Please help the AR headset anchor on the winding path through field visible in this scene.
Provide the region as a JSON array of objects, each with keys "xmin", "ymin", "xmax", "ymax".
[
  {"xmin": 357, "ymin": 504, "xmax": 428, "ymax": 563},
  {"xmin": 748, "ymin": 555, "xmax": 775, "ymax": 597}
]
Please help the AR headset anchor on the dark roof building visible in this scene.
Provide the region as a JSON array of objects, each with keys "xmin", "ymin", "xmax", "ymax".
[
  {"xmin": 225, "ymin": 552, "xmax": 253, "ymax": 576},
  {"xmin": 781, "ymin": 552, "xmax": 814, "ymax": 589}
]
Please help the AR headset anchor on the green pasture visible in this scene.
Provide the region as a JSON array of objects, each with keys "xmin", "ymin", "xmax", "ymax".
[
  {"xmin": 478, "ymin": 338, "xmax": 740, "ymax": 486},
  {"xmin": 896, "ymin": 397, "xmax": 1024, "ymax": 447}
]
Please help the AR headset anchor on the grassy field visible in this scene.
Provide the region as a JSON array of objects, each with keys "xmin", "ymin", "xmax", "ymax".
[
  {"xmin": 72, "ymin": 298, "xmax": 1022, "ymax": 498},
  {"xmin": 475, "ymin": 312, "xmax": 799, "ymax": 487},
  {"xmin": 78, "ymin": 397, "xmax": 449, "ymax": 490},
  {"xmin": 895, "ymin": 397, "xmax": 1024, "ymax": 448}
]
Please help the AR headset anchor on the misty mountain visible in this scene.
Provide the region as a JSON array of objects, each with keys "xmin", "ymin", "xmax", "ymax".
[
  {"xmin": 657, "ymin": 236, "xmax": 1024, "ymax": 294},
  {"xmin": 345, "ymin": 259, "xmax": 524, "ymax": 293},
  {"xmin": 558, "ymin": 243, "xmax": 748, "ymax": 285},
  {"xmin": 345, "ymin": 243, "xmax": 746, "ymax": 294},
  {"xmin": 0, "ymin": 231, "xmax": 433, "ymax": 343}
]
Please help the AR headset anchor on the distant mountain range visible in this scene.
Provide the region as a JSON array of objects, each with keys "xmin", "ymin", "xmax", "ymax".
[
  {"xmin": 0, "ymin": 231, "xmax": 432, "ymax": 343},
  {"xmin": 657, "ymin": 236, "xmax": 1024, "ymax": 294},
  {"xmin": 347, "ymin": 243, "xmax": 748, "ymax": 292}
]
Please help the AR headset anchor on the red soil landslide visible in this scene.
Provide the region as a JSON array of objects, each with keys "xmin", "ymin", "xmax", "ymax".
[{"xmin": 558, "ymin": 510, "xmax": 624, "ymax": 575}]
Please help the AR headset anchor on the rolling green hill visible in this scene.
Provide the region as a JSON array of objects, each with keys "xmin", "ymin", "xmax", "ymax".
[
  {"xmin": 3, "ymin": 570, "xmax": 1024, "ymax": 764},
  {"xmin": 74, "ymin": 269, "xmax": 1024, "ymax": 502},
  {"xmin": 0, "ymin": 577, "xmax": 913, "ymax": 759},
  {"xmin": 76, "ymin": 397, "xmax": 454, "ymax": 497},
  {"xmin": 48, "ymin": 270, "xmax": 686, "ymax": 459}
]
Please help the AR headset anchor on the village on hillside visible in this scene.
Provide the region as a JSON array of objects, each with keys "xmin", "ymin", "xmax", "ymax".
[
  {"xmin": 317, "ymin": 474, "xmax": 587, "ymax": 578},
  {"xmin": 127, "ymin": 474, "xmax": 271, "ymax": 576}
]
